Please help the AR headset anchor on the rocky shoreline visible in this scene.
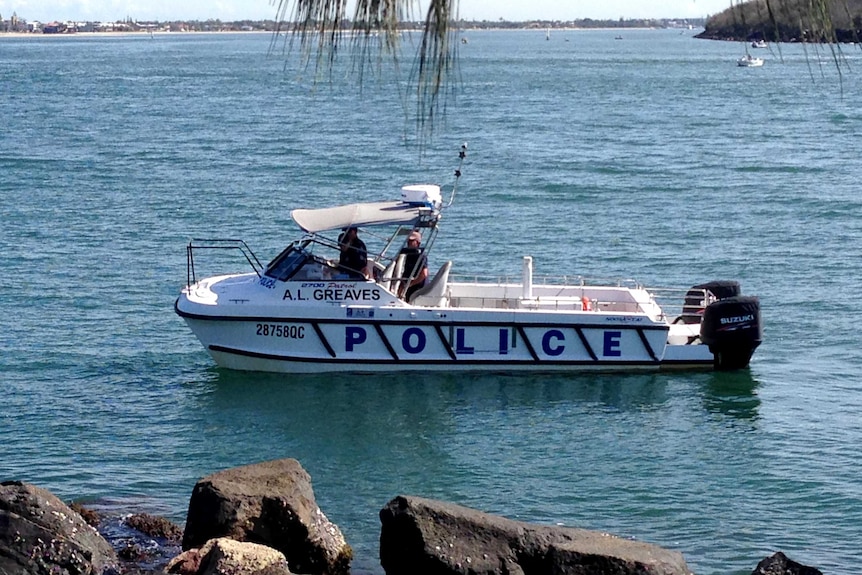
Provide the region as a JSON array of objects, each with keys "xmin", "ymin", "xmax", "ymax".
[{"xmin": 1, "ymin": 459, "xmax": 824, "ymax": 575}]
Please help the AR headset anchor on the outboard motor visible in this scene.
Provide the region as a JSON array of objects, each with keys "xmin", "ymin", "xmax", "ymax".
[{"xmin": 700, "ymin": 295, "xmax": 762, "ymax": 370}]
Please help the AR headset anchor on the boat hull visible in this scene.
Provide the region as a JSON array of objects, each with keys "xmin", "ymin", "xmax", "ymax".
[
  {"xmin": 177, "ymin": 306, "xmax": 717, "ymax": 373},
  {"xmin": 207, "ymin": 348, "xmax": 713, "ymax": 373}
]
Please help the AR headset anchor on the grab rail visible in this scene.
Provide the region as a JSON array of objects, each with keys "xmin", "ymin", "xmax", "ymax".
[
  {"xmin": 448, "ymin": 273, "xmax": 644, "ymax": 289},
  {"xmin": 186, "ymin": 239, "xmax": 264, "ymax": 287},
  {"xmin": 444, "ymin": 275, "xmax": 707, "ymax": 321},
  {"xmin": 651, "ymin": 287, "xmax": 711, "ymax": 323}
]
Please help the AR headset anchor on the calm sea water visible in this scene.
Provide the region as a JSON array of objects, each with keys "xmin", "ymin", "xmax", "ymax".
[{"xmin": 2, "ymin": 29, "xmax": 861, "ymax": 574}]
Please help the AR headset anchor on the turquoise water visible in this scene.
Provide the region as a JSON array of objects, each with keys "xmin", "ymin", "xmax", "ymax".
[{"xmin": 2, "ymin": 30, "xmax": 862, "ymax": 574}]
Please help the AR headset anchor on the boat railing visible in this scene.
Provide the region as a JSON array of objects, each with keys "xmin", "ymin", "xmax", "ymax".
[
  {"xmin": 448, "ymin": 273, "xmax": 644, "ymax": 289},
  {"xmin": 648, "ymin": 287, "xmax": 709, "ymax": 323},
  {"xmin": 186, "ymin": 239, "xmax": 264, "ymax": 287},
  {"xmin": 445, "ymin": 274, "xmax": 702, "ymax": 320},
  {"xmin": 446, "ymin": 273, "xmax": 642, "ymax": 312}
]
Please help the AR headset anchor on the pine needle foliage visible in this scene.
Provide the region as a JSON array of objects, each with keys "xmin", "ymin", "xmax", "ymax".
[{"xmin": 272, "ymin": 0, "xmax": 458, "ymax": 145}]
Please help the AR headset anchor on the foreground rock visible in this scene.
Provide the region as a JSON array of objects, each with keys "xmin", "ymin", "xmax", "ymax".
[
  {"xmin": 0, "ymin": 481, "xmax": 118, "ymax": 574},
  {"xmin": 751, "ymin": 552, "xmax": 823, "ymax": 575},
  {"xmin": 379, "ymin": 495, "xmax": 691, "ymax": 575},
  {"xmin": 168, "ymin": 537, "xmax": 292, "ymax": 575},
  {"xmin": 126, "ymin": 513, "xmax": 184, "ymax": 542},
  {"xmin": 2, "ymin": 478, "xmax": 827, "ymax": 575},
  {"xmin": 182, "ymin": 459, "xmax": 351, "ymax": 575}
]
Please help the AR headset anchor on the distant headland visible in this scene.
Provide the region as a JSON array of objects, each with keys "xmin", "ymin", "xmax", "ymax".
[{"xmin": 697, "ymin": 0, "xmax": 862, "ymax": 42}]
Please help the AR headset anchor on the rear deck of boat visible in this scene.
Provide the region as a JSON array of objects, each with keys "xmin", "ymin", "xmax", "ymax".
[{"xmin": 444, "ymin": 279, "xmax": 662, "ymax": 316}]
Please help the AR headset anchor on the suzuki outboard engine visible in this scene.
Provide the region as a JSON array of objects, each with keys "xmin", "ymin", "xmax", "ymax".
[{"xmin": 700, "ymin": 295, "xmax": 762, "ymax": 370}]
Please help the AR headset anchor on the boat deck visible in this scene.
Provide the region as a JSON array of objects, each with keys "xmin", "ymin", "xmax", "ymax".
[{"xmin": 441, "ymin": 275, "xmax": 672, "ymax": 320}]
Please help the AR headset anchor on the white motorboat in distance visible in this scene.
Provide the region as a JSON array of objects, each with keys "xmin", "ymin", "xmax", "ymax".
[
  {"xmin": 737, "ymin": 53, "xmax": 764, "ymax": 67},
  {"xmin": 176, "ymin": 146, "xmax": 762, "ymax": 374},
  {"xmin": 751, "ymin": 39, "xmax": 768, "ymax": 48}
]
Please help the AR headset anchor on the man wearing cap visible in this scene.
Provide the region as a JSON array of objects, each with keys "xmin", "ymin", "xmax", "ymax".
[
  {"xmin": 338, "ymin": 226, "xmax": 368, "ymax": 280},
  {"xmin": 400, "ymin": 230, "xmax": 429, "ymax": 300}
]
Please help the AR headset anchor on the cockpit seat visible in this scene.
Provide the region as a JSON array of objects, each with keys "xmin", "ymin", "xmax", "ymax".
[
  {"xmin": 408, "ymin": 261, "xmax": 452, "ymax": 307},
  {"xmin": 378, "ymin": 254, "xmax": 406, "ymax": 293}
]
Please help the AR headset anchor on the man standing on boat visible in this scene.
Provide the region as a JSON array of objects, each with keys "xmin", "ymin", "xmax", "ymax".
[
  {"xmin": 400, "ymin": 230, "xmax": 429, "ymax": 300},
  {"xmin": 338, "ymin": 226, "xmax": 368, "ymax": 279}
]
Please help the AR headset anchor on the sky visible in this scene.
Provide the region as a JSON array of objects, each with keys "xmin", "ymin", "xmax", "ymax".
[{"xmin": 0, "ymin": 0, "xmax": 735, "ymax": 24}]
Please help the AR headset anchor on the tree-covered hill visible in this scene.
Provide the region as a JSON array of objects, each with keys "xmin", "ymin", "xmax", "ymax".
[{"xmin": 697, "ymin": 0, "xmax": 862, "ymax": 42}]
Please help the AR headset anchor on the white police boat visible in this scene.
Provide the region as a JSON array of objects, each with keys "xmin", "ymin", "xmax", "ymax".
[{"xmin": 175, "ymin": 147, "xmax": 762, "ymax": 374}]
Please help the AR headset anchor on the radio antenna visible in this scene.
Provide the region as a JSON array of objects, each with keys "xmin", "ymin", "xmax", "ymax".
[{"xmin": 446, "ymin": 143, "xmax": 467, "ymax": 208}]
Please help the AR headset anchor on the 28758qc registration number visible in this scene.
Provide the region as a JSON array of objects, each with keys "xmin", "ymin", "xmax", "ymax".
[{"xmin": 255, "ymin": 324, "xmax": 305, "ymax": 339}]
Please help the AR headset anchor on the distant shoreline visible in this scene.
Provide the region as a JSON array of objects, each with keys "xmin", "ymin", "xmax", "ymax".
[
  {"xmin": 0, "ymin": 30, "xmax": 271, "ymax": 38},
  {"xmin": 0, "ymin": 27, "xmax": 683, "ymax": 40}
]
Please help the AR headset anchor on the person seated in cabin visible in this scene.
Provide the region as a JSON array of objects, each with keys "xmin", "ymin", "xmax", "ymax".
[
  {"xmin": 399, "ymin": 230, "xmax": 429, "ymax": 300},
  {"xmin": 337, "ymin": 226, "xmax": 368, "ymax": 280}
]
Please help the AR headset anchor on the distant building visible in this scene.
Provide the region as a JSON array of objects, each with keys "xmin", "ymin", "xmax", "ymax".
[{"xmin": 42, "ymin": 21, "xmax": 75, "ymax": 34}]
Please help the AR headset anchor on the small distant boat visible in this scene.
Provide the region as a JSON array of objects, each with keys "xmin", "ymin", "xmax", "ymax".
[
  {"xmin": 614, "ymin": 35, "xmax": 623, "ymax": 40},
  {"xmin": 737, "ymin": 53, "xmax": 764, "ymax": 67},
  {"xmin": 546, "ymin": 28, "xmax": 550, "ymax": 41},
  {"xmin": 461, "ymin": 37, "xmax": 468, "ymax": 44},
  {"xmin": 751, "ymin": 39, "xmax": 768, "ymax": 48}
]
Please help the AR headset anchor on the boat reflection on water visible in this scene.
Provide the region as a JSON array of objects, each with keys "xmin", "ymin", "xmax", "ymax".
[
  {"xmin": 206, "ymin": 369, "xmax": 757, "ymax": 423},
  {"xmin": 700, "ymin": 369, "xmax": 761, "ymax": 420},
  {"xmin": 443, "ymin": 372, "xmax": 672, "ymax": 412},
  {"xmin": 205, "ymin": 369, "xmax": 676, "ymax": 419}
]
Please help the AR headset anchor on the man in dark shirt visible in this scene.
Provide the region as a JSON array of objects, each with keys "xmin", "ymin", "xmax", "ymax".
[
  {"xmin": 338, "ymin": 226, "xmax": 368, "ymax": 279},
  {"xmin": 400, "ymin": 230, "xmax": 429, "ymax": 300}
]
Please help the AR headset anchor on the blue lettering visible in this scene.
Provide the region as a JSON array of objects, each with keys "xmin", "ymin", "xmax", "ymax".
[
  {"xmin": 345, "ymin": 326, "xmax": 367, "ymax": 352},
  {"xmin": 455, "ymin": 328, "xmax": 474, "ymax": 355},
  {"xmin": 498, "ymin": 328, "xmax": 509, "ymax": 355},
  {"xmin": 402, "ymin": 327, "xmax": 426, "ymax": 354},
  {"xmin": 542, "ymin": 329, "xmax": 565, "ymax": 356},
  {"xmin": 603, "ymin": 331, "xmax": 622, "ymax": 357}
]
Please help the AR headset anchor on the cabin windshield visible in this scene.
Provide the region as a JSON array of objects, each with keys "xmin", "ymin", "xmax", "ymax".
[
  {"xmin": 264, "ymin": 238, "xmax": 362, "ymax": 282},
  {"xmin": 263, "ymin": 226, "xmax": 439, "ymax": 284},
  {"xmin": 264, "ymin": 245, "xmax": 309, "ymax": 282}
]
